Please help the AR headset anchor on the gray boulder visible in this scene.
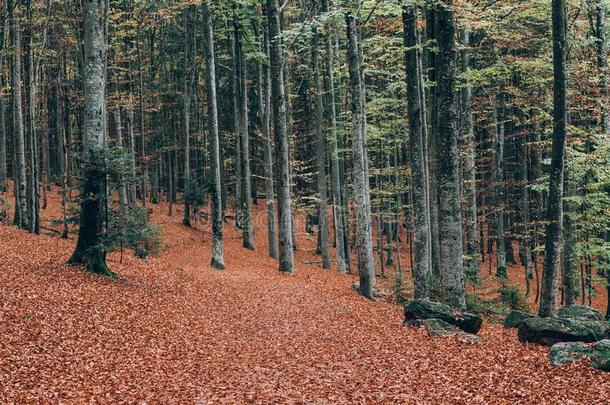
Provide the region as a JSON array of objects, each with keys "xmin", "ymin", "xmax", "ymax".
[
  {"xmin": 404, "ymin": 299, "xmax": 483, "ymax": 334},
  {"xmin": 518, "ymin": 316, "xmax": 610, "ymax": 346},
  {"xmin": 504, "ymin": 310, "xmax": 538, "ymax": 329},
  {"xmin": 410, "ymin": 318, "xmax": 460, "ymax": 337},
  {"xmin": 548, "ymin": 339, "xmax": 610, "ymax": 372},
  {"xmin": 591, "ymin": 339, "xmax": 610, "ymax": 371},
  {"xmin": 549, "ymin": 342, "xmax": 593, "ymax": 367},
  {"xmin": 557, "ymin": 305, "xmax": 603, "ymax": 321}
]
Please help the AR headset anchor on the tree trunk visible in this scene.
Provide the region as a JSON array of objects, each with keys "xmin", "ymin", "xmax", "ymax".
[
  {"xmin": 183, "ymin": 13, "xmax": 191, "ymax": 226},
  {"xmin": 435, "ymin": 1, "xmax": 465, "ymax": 310},
  {"xmin": 460, "ymin": 28, "xmax": 479, "ymax": 282},
  {"xmin": 403, "ymin": 2, "xmax": 431, "ymax": 299},
  {"xmin": 312, "ymin": 24, "xmax": 331, "ymax": 269},
  {"xmin": 68, "ymin": 0, "xmax": 113, "ymax": 278},
  {"xmin": 267, "ymin": 0, "xmax": 295, "ymax": 273},
  {"xmin": 10, "ymin": 3, "xmax": 28, "ymax": 230},
  {"xmin": 592, "ymin": 0, "xmax": 610, "ymax": 134},
  {"xmin": 322, "ymin": 0, "xmax": 347, "ymax": 273},
  {"xmin": 256, "ymin": 20, "xmax": 278, "ymax": 259},
  {"xmin": 562, "ymin": 175, "xmax": 576, "ymax": 306},
  {"xmin": 540, "ymin": 0, "xmax": 568, "ymax": 317},
  {"xmin": 203, "ymin": 0, "xmax": 225, "ymax": 270},
  {"xmin": 346, "ymin": 11, "xmax": 376, "ymax": 298},
  {"xmin": 234, "ymin": 17, "xmax": 254, "ymax": 250},
  {"xmin": 114, "ymin": 107, "xmax": 128, "ymax": 209},
  {"xmin": 494, "ymin": 92, "xmax": 507, "ymax": 278}
]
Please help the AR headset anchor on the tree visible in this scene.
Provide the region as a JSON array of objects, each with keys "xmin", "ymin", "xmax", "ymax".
[
  {"xmin": 68, "ymin": 0, "xmax": 113, "ymax": 278},
  {"xmin": 403, "ymin": 1, "xmax": 430, "ymax": 299},
  {"xmin": 322, "ymin": 0, "xmax": 347, "ymax": 273},
  {"xmin": 255, "ymin": 16, "xmax": 278, "ymax": 260},
  {"xmin": 435, "ymin": 0, "xmax": 466, "ymax": 310},
  {"xmin": 202, "ymin": 0, "xmax": 225, "ymax": 270},
  {"xmin": 539, "ymin": 0, "xmax": 568, "ymax": 317},
  {"xmin": 460, "ymin": 28, "xmax": 480, "ymax": 283},
  {"xmin": 346, "ymin": 8, "xmax": 375, "ymax": 299},
  {"xmin": 267, "ymin": 0, "xmax": 295, "ymax": 273},
  {"xmin": 10, "ymin": 1, "xmax": 28, "ymax": 230},
  {"xmin": 312, "ymin": 22, "xmax": 331, "ymax": 270}
]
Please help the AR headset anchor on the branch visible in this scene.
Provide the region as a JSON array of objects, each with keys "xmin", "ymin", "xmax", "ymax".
[
  {"xmin": 360, "ymin": 0, "xmax": 384, "ymax": 27},
  {"xmin": 279, "ymin": 0, "xmax": 290, "ymax": 14}
]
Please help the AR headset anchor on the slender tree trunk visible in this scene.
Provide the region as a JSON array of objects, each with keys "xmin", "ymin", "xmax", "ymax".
[
  {"xmin": 183, "ymin": 13, "xmax": 191, "ymax": 226},
  {"xmin": 136, "ymin": 36, "xmax": 147, "ymax": 211},
  {"xmin": 321, "ymin": 0, "xmax": 347, "ymax": 273},
  {"xmin": 203, "ymin": 0, "xmax": 225, "ymax": 269},
  {"xmin": 540, "ymin": 0, "xmax": 568, "ymax": 317},
  {"xmin": 520, "ymin": 130, "xmax": 532, "ymax": 296},
  {"xmin": 347, "ymin": 10, "xmax": 376, "ymax": 298},
  {"xmin": 267, "ymin": 0, "xmax": 295, "ymax": 273},
  {"xmin": 460, "ymin": 28, "xmax": 479, "ymax": 281},
  {"xmin": 0, "ymin": 9, "xmax": 6, "ymax": 193},
  {"xmin": 435, "ymin": 1, "xmax": 466, "ymax": 310},
  {"xmin": 312, "ymin": 25, "xmax": 331, "ymax": 269},
  {"xmin": 257, "ymin": 20, "xmax": 278, "ymax": 259},
  {"xmin": 127, "ymin": 110, "xmax": 137, "ymax": 205},
  {"xmin": 234, "ymin": 18, "xmax": 254, "ymax": 250},
  {"xmin": 494, "ymin": 92, "xmax": 507, "ymax": 278},
  {"xmin": 68, "ymin": 0, "xmax": 113, "ymax": 278},
  {"xmin": 0, "ymin": 95, "xmax": 6, "ymax": 192},
  {"xmin": 563, "ymin": 174, "xmax": 576, "ymax": 306},
  {"xmin": 114, "ymin": 107, "xmax": 128, "ymax": 209},
  {"xmin": 403, "ymin": 2, "xmax": 430, "ymax": 299},
  {"xmin": 592, "ymin": 0, "xmax": 610, "ymax": 134},
  {"xmin": 10, "ymin": 3, "xmax": 28, "ymax": 230},
  {"xmin": 231, "ymin": 21, "xmax": 242, "ymax": 229}
]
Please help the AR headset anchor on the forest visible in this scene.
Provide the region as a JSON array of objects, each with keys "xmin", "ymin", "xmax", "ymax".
[{"xmin": 1, "ymin": 0, "xmax": 610, "ymax": 403}]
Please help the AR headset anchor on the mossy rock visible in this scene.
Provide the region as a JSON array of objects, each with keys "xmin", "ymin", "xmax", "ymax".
[
  {"xmin": 518, "ymin": 317, "xmax": 610, "ymax": 346},
  {"xmin": 591, "ymin": 340, "xmax": 610, "ymax": 372},
  {"xmin": 410, "ymin": 318, "xmax": 461, "ymax": 337},
  {"xmin": 549, "ymin": 342, "xmax": 593, "ymax": 367},
  {"xmin": 557, "ymin": 305, "xmax": 603, "ymax": 321},
  {"xmin": 409, "ymin": 318, "xmax": 482, "ymax": 342},
  {"xmin": 504, "ymin": 310, "xmax": 538, "ymax": 329},
  {"xmin": 404, "ymin": 299, "xmax": 483, "ymax": 334}
]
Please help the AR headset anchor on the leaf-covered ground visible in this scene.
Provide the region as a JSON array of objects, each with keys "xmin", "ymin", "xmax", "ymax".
[{"xmin": 1, "ymin": 191, "xmax": 609, "ymax": 404}]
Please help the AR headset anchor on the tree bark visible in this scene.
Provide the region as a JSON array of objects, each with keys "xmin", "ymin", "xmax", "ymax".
[
  {"xmin": 10, "ymin": 2, "xmax": 28, "ymax": 230},
  {"xmin": 435, "ymin": 1, "xmax": 466, "ymax": 310},
  {"xmin": 203, "ymin": 0, "xmax": 225, "ymax": 270},
  {"xmin": 183, "ymin": 12, "xmax": 191, "ymax": 226},
  {"xmin": 322, "ymin": 0, "xmax": 347, "ymax": 273},
  {"xmin": 267, "ymin": 0, "xmax": 295, "ymax": 273},
  {"xmin": 347, "ymin": 10, "xmax": 376, "ymax": 298},
  {"xmin": 68, "ymin": 0, "xmax": 113, "ymax": 278},
  {"xmin": 460, "ymin": 28, "xmax": 479, "ymax": 281},
  {"xmin": 540, "ymin": 0, "xmax": 568, "ymax": 317},
  {"xmin": 234, "ymin": 17, "xmax": 254, "ymax": 250},
  {"xmin": 403, "ymin": 2, "xmax": 431, "ymax": 299},
  {"xmin": 256, "ymin": 18, "xmax": 278, "ymax": 259},
  {"xmin": 312, "ymin": 24, "xmax": 331, "ymax": 269}
]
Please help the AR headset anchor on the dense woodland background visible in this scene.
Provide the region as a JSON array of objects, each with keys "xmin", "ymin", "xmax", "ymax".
[{"xmin": 0, "ymin": 0, "xmax": 609, "ymax": 318}]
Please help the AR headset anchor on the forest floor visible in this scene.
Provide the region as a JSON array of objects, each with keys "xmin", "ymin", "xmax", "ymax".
[{"xmin": 1, "ymin": 188, "xmax": 609, "ymax": 404}]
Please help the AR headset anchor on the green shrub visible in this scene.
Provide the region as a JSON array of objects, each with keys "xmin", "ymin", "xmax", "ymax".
[{"xmin": 499, "ymin": 285, "xmax": 530, "ymax": 312}]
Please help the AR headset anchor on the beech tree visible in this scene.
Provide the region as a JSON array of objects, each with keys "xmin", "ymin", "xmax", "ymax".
[
  {"xmin": 68, "ymin": 0, "xmax": 113, "ymax": 278},
  {"xmin": 539, "ymin": 0, "xmax": 568, "ymax": 317}
]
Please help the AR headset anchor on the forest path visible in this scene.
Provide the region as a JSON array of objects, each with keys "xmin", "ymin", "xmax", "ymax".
[{"xmin": 1, "ymin": 194, "xmax": 608, "ymax": 404}]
